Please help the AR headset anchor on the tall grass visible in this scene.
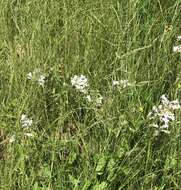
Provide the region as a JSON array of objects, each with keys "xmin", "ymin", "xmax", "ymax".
[{"xmin": 0, "ymin": 0, "xmax": 180, "ymax": 189}]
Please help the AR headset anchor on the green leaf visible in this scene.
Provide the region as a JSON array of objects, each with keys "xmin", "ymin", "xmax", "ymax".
[
  {"xmin": 68, "ymin": 152, "xmax": 77, "ymax": 164},
  {"xmin": 69, "ymin": 175, "xmax": 79, "ymax": 187},
  {"xmin": 82, "ymin": 180, "xmax": 92, "ymax": 190},
  {"xmin": 95, "ymin": 156, "xmax": 107, "ymax": 175},
  {"xmin": 107, "ymin": 158, "xmax": 116, "ymax": 182}
]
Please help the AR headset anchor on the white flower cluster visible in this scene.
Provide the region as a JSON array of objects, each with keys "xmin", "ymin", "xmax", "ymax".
[
  {"xmin": 177, "ymin": 36, "xmax": 181, "ymax": 41},
  {"xmin": 20, "ymin": 114, "xmax": 33, "ymax": 128},
  {"xmin": 148, "ymin": 95, "xmax": 180, "ymax": 134},
  {"xmin": 95, "ymin": 96, "xmax": 104, "ymax": 106},
  {"xmin": 71, "ymin": 75, "xmax": 89, "ymax": 94},
  {"xmin": 86, "ymin": 94, "xmax": 104, "ymax": 107},
  {"xmin": 71, "ymin": 74, "xmax": 104, "ymax": 107},
  {"xmin": 113, "ymin": 80, "xmax": 134, "ymax": 89},
  {"xmin": 9, "ymin": 135, "xmax": 16, "ymax": 143},
  {"xmin": 85, "ymin": 95, "xmax": 92, "ymax": 102},
  {"xmin": 27, "ymin": 69, "xmax": 46, "ymax": 86},
  {"xmin": 173, "ymin": 45, "xmax": 181, "ymax": 53},
  {"xmin": 24, "ymin": 132, "xmax": 34, "ymax": 137},
  {"xmin": 85, "ymin": 94, "xmax": 104, "ymax": 107},
  {"xmin": 9, "ymin": 132, "xmax": 34, "ymax": 143},
  {"xmin": 173, "ymin": 36, "xmax": 181, "ymax": 53},
  {"xmin": 9, "ymin": 115, "xmax": 34, "ymax": 143}
]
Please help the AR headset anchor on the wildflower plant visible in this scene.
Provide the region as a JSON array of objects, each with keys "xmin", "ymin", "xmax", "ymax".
[
  {"xmin": 70, "ymin": 75, "xmax": 104, "ymax": 108},
  {"xmin": 148, "ymin": 95, "xmax": 180, "ymax": 134},
  {"xmin": 177, "ymin": 36, "xmax": 181, "ymax": 41},
  {"xmin": 173, "ymin": 45, "xmax": 181, "ymax": 53},
  {"xmin": 27, "ymin": 69, "xmax": 46, "ymax": 86},
  {"xmin": 173, "ymin": 35, "xmax": 181, "ymax": 53},
  {"xmin": 71, "ymin": 75, "xmax": 89, "ymax": 94},
  {"xmin": 20, "ymin": 114, "xmax": 33, "ymax": 128},
  {"xmin": 1, "ymin": 1, "xmax": 181, "ymax": 189},
  {"xmin": 112, "ymin": 80, "xmax": 135, "ymax": 89},
  {"xmin": 9, "ymin": 135, "xmax": 16, "ymax": 143}
]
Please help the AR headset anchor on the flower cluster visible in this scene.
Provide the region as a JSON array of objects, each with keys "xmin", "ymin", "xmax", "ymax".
[
  {"xmin": 9, "ymin": 114, "xmax": 34, "ymax": 143},
  {"xmin": 95, "ymin": 96, "xmax": 104, "ymax": 107},
  {"xmin": 113, "ymin": 80, "xmax": 134, "ymax": 89},
  {"xmin": 173, "ymin": 35, "xmax": 181, "ymax": 53},
  {"xmin": 173, "ymin": 45, "xmax": 181, "ymax": 53},
  {"xmin": 71, "ymin": 74, "xmax": 104, "ymax": 107},
  {"xmin": 20, "ymin": 114, "xmax": 33, "ymax": 128},
  {"xmin": 177, "ymin": 36, "xmax": 181, "ymax": 41},
  {"xmin": 9, "ymin": 135, "xmax": 16, "ymax": 143},
  {"xmin": 38, "ymin": 75, "xmax": 46, "ymax": 86},
  {"xmin": 148, "ymin": 95, "xmax": 180, "ymax": 134},
  {"xmin": 27, "ymin": 69, "xmax": 46, "ymax": 86},
  {"xmin": 71, "ymin": 75, "xmax": 89, "ymax": 94},
  {"xmin": 85, "ymin": 94, "xmax": 104, "ymax": 107},
  {"xmin": 9, "ymin": 132, "xmax": 34, "ymax": 143}
]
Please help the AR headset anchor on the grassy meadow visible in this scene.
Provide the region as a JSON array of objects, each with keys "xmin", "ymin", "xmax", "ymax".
[{"xmin": 0, "ymin": 0, "xmax": 181, "ymax": 189}]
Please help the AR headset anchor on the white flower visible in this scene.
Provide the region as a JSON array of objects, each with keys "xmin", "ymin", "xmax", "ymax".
[
  {"xmin": 150, "ymin": 124, "xmax": 159, "ymax": 128},
  {"xmin": 24, "ymin": 133, "xmax": 34, "ymax": 137},
  {"xmin": 27, "ymin": 72, "xmax": 33, "ymax": 80},
  {"xmin": 119, "ymin": 80, "xmax": 132, "ymax": 88},
  {"xmin": 169, "ymin": 99, "xmax": 180, "ymax": 110},
  {"xmin": 160, "ymin": 95, "xmax": 180, "ymax": 110},
  {"xmin": 160, "ymin": 123, "xmax": 169, "ymax": 129},
  {"xmin": 20, "ymin": 114, "xmax": 33, "ymax": 128},
  {"xmin": 158, "ymin": 104, "xmax": 163, "ymax": 111},
  {"xmin": 152, "ymin": 106, "xmax": 158, "ymax": 113},
  {"xmin": 9, "ymin": 135, "xmax": 15, "ymax": 143},
  {"xmin": 96, "ymin": 96, "xmax": 103, "ymax": 106},
  {"xmin": 154, "ymin": 130, "xmax": 159, "ymax": 136},
  {"xmin": 85, "ymin": 95, "xmax": 92, "ymax": 102},
  {"xmin": 27, "ymin": 69, "xmax": 46, "ymax": 86},
  {"xmin": 173, "ymin": 45, "xmax": 181, "ymax": 53},
  {"xmin": 71, "ymin": 75, "xmax": 89, "ymax": 93},
  {"xmin": 148, "ymin": 95, "xmax": 180, "ymax": 135},
  {"xmin": 147, "ymin": 111, "xmax": 153, "ymax": 118},
  {"xmin": 160, "ymin": 111, "xmax": 175, "ymax": 123},
  {"xmin": 177, "ymin": 36, "xmax": 181, "ymax": 41},
  {"xmin": 38, "ymin": 74, "xmax": 46, "ymax": 86},
  {"xmin": 160, "ymin": 94, "xmax": 170, "ymax": 106},
  {"xmin": 160, "ymin": 129, "xmax": 170, "ymax": 134},
  {"xmin": 112, "ymin": 79, "xmax": 133, "ymax": 89},
  {"xmin": 112, "ymin": 80, "xmax": 120, "ymax": 86},
  {"xmin": 148, "ymin": 106, "xmax": 158, "ymax": 119}
]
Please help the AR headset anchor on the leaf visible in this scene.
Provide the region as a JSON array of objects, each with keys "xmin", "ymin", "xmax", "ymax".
[
  {"xmin": 82, "ymin": 180, "xmax": 92, "ymax": 190},
  {"xmin": 69, "ymin": 175, "xmax": 79, "ymax": 187},
  {"xmin": 107, "ymin": 158, "xmax": 116, "ymax": 182},
  {"xmin": 95, "ymin": 156, "xmax": 107, "ymax": 175},
  {"xmin": 68, "ymin": 152, "xmax": 77, "ymax": 164},
  {"xmin": 39, "ymin": 165, "xmax": 51, "ymax": 179},
  {"xmin": 32, "ymin": 182, "xmax": 39, "ymax": 190}
]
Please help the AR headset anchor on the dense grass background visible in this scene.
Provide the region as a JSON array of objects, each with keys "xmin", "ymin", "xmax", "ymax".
[{"xmin": 0, "ymin": 0, "xmax": 181, "ymax": 189}]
